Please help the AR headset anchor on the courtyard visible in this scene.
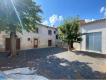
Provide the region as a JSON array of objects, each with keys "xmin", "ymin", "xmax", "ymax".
[{"xmin": 0, "ymin": 47, "xmax": 106, "ymax": 79}]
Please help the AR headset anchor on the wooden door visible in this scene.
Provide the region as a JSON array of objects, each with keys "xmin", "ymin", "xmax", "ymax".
[
  {"xmin": 34, "ymin": 39, "xmax": 38, "ymax": 48},
  {"xmin": 5, "ymin": 38, "xmax": 20, "ymax": 51},
  {"xmin": 5, "ymin": 38, "xmax": 10, "ymax": 51},
  {"xmin": 16, "ymin": 39, "xmax": 20, "ymax": 50},
  {"xmin": 48, "ymin": 40, "xmax": 52, "ymax": 46}
]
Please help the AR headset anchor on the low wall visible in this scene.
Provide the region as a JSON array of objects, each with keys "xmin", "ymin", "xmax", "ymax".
[{"xmin": 56, "ymin": 41, "xmax": 81, "ymax": 50}]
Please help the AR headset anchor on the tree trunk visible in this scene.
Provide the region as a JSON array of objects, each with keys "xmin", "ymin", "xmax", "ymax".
[
  {"xmin": 68, "ymin": 43, "xmax": 74, "ymax": 51},
  {"xmin": 68, "ymin": 44, "xmax": 71, "ymax": 51},
  {"xmin": 10, "ymin": 32, "xmax": 17, "ymax": 57},
  {"xmin": 70, "ymin": 43, "xmax": 74, "ymax": 49}
]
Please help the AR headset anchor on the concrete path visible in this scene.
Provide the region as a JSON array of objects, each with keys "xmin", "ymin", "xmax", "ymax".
[{"xmin": 54, "ymin": 51, "xmax": 106, "ymax": 73}]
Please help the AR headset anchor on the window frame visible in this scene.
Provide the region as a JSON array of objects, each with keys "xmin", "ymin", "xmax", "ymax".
[{"xmin": 48, "ymin": 30, "xmax": 52, "ymax": 35}]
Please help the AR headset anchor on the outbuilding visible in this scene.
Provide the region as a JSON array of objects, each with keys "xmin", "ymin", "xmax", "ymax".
[{"xmin": 80, "ymin": 19, "xmax": 106, "ymax": 54}]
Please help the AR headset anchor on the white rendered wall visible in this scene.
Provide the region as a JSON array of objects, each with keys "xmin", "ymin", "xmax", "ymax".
[{"xmin": 81, "ymin": 20, "xmax": 106, "ymax": 54}]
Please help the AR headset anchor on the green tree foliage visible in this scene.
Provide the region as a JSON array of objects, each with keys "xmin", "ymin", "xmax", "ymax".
[
  {"xmin": 58, "ymin": 17, "xmax": 82, "ymax": 50},
  {"xmin": 0, "ymin": 0, "xmax": 42, "ymax": 57},
  {"xmin": 0, "ymin": 0, "xmax": 42, "ymax": 33}
]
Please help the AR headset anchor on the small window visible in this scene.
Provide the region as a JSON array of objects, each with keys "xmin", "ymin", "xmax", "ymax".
[
  {"xmin": 56, "ymin": 35, "xmax": 58, "ymax": 39},
  {"xmin": 28, "ymin": 38, "xmax": 30, "ymax": 41},
  {"xmin": 35, "ymin": 28, "xmax": 38, "ymax": 33},
  {"xmin": 36, "ymin": 28, "xmax": 38, "ymax": 33},
  {"xmin": 54, "ymin": 31, "xmax": 56, "ymax": 34},
  {"xmin": 48, "ymin": 30, "xmax": 52, "ymax": 35}
]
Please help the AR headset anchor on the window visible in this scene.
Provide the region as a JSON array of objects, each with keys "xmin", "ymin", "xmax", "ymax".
[
  {"xmin": 54, "ymin": 31, "xmax": 56, "ymax": 34},
  {"xmin": 86, "ymin": 32, "xmax": 102, "ymax": 52},
  {"xmin": 35, "ymin": 28, "xmax": 38, "ymax": 33},
  {"xmin": 56, "ymin": 35, "xmax": 58, "ymax": 39},
  {"xmin": 28, "ymin": 38, "xmax": 30, "ymax": 41},
  {"xmin": 48, "ymin": 30, "xmax": 52, "ymax": 35}
]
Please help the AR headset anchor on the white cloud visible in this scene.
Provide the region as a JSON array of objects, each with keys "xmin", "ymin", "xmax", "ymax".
[
  {"xmin": 42, "ymin": 14, "xmax": 64, "ymax": 27},
  {"xmin": 42, "ymin": 20, "xmax": 49, "ymax": 26},
  {"xmin": 59, "ymin": 16, "xmax": 64, "ymax": 21},
  {"xmin": 100, "ymin": 7, "xmax": 105, "ymax": 13},
  {"xmin": 49, "ymin": 14, "xmax": 64, "ymax": 26},
  {"xmin": 100, "ymin": 6, "xmax": 106, "ymax": 17},
  {"xmin": 104, "ymin": 11, "xmax": 106, "ymax": 17},
  {"xmin": 85, "ymin": 18, "xmax": 95, "ymax": 23},
  {"xmin": 49, "ymin": 15, "xmax": 58, "ymax": 26}
]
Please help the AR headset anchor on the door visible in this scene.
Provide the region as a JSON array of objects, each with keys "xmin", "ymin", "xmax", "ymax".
[
  {"xmin": 16, "ymin": 39, "xmax": 20, "ymax": 50},
  {"xmin": 5, "ymin": 38, "xmax": 20, "ymax": 51},
  {"xmin": 48, "ymin": 40, "xmax": 52, "ymax": 46},
  {"xmin": 86, "ymin": 32, "xmax": 102, "ymax": 52},
  {"xmin": 94, "ymin": 32, "xmax": 102, "ymax": 51},
  {"xmin": 5, "ymin": 38, "xmax": 10, "ymax": 51},
  {"xmin": 34, "ymin": 39, "xmax": 38, "ymax": 48}
]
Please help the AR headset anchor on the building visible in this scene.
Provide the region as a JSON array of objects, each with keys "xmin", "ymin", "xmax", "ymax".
[
  {"xmin": 56, "ymin": 19, "xmax": 106, "ymax": 54},
  {"xmin": 81, "ymin": 19, "xmax": 106, "ymax": 54},
  {"xmin": 0, "ymin": 19, "xmax": 106, "ymax": 54},
  {"xmin": 0, "ymin": 24, "xmax": 57, "ymax": 51}
]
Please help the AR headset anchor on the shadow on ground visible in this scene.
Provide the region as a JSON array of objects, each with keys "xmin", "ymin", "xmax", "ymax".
[{"xmin": 0, "ymin": 47, "xmax": 106, "ymax": 79}]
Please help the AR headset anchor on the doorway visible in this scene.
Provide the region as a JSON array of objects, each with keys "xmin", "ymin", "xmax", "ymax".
[
  {"xmin": 34, "ymin": 39, "xmax": 38, "ymax": 48},
  {"xmin": 48, "ymin": 40, "xmax": 52, "ymax": 46},
  {"xmin": 86, "ymin": 32, "xmax": 102, "ymax": 52},
  {"xmin": 5, "ymin": 38, "xmax": 20, "ymax": 51}
]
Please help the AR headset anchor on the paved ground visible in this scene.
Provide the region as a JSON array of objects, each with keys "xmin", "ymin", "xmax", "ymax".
[{"xmin": 0, "ymin": 47, "xmax": 106, "ymax": 79}]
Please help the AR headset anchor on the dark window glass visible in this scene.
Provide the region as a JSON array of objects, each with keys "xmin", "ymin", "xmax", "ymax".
[
  {"xmin": 36, "ymin": 28, "xmax": 39, "ymax": 33},
  {"xmin": 28, "ymin": 38, "xmax": 30, "ymax": 41},
  {"xmin": 54, "ymin": 31, "xmax": 56, "ymax": 34},
  {"xmin": 48, "ymin": 30, "xmax": 52, "ymax": 35},
  {"xmin": 56, "ymin": 35, "xmax": 58, "ymax": 39},
  {"xmin": 86, "ymin": 32, "xmax": 102, "ymax": 52}
]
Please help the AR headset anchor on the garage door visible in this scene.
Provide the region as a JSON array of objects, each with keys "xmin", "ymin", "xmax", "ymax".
[{"xmin": 86, "ymin": 32, "xmax": 102, "ymax": 52}]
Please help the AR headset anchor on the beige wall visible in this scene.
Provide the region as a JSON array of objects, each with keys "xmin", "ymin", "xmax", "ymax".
[
  {"xmin": 56, "ymin": 40, "xmax": 80, "ymax": 50},
  {"xmin": 37, "ymin": 25, "xmax": 56, "ymax": 48},
  {"xmin": 73, "ymin": 43, "xmax": 80, "ymax": 50},
  {"xmin": 0, "ymin": 32, "xmax": 9, "ymax": 51},
  {"xmin": 17, "ymin": 31, "xmax": 39, "ymax": 50}
]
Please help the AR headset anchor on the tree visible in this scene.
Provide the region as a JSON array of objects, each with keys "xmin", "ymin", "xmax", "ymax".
[
  {"xmin": 58, "ymin": 17, "xmax": 82, "ymax": 51},
  {"xmin": 0, "ymin": 0, "xmax": 42, "ymax": 57}
]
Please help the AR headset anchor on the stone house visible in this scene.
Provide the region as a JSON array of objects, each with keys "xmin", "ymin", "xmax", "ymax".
[
  {"xmin": 0, "ymin": 24, "xmax": 57, "ymax": 51},
  {"xmin": 0, "ymin": 19, "xmax": 106, "ymax": 54}
]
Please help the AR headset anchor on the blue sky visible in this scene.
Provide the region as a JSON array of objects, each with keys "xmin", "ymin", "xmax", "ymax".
[{"xmin": 35, "ymin": 0, "xmax": 106, "ymax": 26}]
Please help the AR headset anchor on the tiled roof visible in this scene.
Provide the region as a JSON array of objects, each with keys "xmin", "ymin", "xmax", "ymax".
[{"xmin": 37, "ymin": 23, "xmax": 57, "ymax": 29}]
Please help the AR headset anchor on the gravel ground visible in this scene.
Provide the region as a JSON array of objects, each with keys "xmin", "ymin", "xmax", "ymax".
[{"xmin": 0, "ymin": 47, "xmax": 106, "ymax": 79}]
